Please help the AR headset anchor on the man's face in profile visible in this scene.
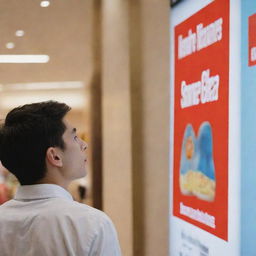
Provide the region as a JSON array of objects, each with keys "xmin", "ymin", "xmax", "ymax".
[{"xmin": 60, "ymin": 119, "xmax": 87, "ymax": 181}]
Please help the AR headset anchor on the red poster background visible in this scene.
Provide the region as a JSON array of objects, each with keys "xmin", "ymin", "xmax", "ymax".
[
  {"xmin": 248, "ymin": 14, "xmax": 256, "ymax": 66},
  {"xmin": 173, "ymin": 0, "xmax": 229, "ymax": 240}
]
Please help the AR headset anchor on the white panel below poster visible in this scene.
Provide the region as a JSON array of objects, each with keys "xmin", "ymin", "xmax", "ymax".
[{"xmin": 171, "ymin": 217, "xmax": 237, "ymax": 256}]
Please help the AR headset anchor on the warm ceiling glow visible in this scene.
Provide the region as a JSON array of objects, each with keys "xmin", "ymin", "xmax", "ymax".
[
  {"xmin": 4, "ymin": 81, "xmax": 84, "ymax": 91},
  {"xmin": 6, "ymin": 42, "xmax": 15, "ymax": 49},
  {"xmin": 15, "ymin": 30, "xmax": 25, "ymax": 37},
  {"xmin": 0, "ymin": 55, "xmax": 50, "ymax": 63},
  {"xmin": 40, "ymin": 1, "xmax": 50, "ymax": 7}
]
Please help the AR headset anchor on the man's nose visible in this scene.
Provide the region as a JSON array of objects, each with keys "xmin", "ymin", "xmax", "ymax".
[{"xmin": 81, "ymin": 139, "xmax": 87, "ymax": 151}]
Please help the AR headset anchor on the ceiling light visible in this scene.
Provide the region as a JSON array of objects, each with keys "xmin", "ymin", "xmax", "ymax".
[
  {"xmin": 15, "ymin": 30, "xmax": 25, "ymax": 37},
  {"xmin": 0, "ymin": 55, "xmax": 50, "ymax": 63},
  {"xmin": 40, "ymin": 1, "xmax": 50, "ymax": 7},
  {"xmin": 0, "ymin": 93, "xmax": 85, "ymax": 110},
  {"xmin": 6, "ymin": 42, "xmax": 15, "ymax": 49},
  {"xmin": 5, "ymin": 81, "xmax": 84, "ymax": 91}
]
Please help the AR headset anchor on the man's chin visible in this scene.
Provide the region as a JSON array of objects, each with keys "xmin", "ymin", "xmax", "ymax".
[{"xmin": 77, "ymin": 169, "xmax": 87, "ymax": 179}]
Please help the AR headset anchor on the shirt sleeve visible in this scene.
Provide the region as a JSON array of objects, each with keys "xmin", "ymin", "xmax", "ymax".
[{"xmin": 88, "ymin": 216, "xmax": 122, "ymax": 256}]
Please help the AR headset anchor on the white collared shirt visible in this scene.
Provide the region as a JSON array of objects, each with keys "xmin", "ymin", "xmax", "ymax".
[{"xmin": 0, "ymin": 184, "xmax": 122, "ymax": 256}]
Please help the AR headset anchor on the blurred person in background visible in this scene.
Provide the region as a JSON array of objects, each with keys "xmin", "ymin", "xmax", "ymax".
[
  {"xmin": 0, "ymin": 167, "xmax": 9, "ymax": 204},
  {"xmin": 0, "ymin": 162, "xmax": 19, "ymax": 205},
  {"xmin": 0, "ymin": 101, "xmax": 121, "ymax": 256}
]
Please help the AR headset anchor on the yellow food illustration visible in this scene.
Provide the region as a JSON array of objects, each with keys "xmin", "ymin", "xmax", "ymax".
[{"xmin": 180, "ymin": 170, "xmax": 216, "ymax": 201}]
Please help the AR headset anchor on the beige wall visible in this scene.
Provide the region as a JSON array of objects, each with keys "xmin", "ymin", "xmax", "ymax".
[
  {"xmin": 133, "ymin": 1, "xmax": 170, "ymax": 255},
  {"xmin": 101, "ymin": 0, "xmax": 170, "ymax": 255},
  {"xmin": 102, "ymin": 1, "xmax": 134, "ymax": 256}
]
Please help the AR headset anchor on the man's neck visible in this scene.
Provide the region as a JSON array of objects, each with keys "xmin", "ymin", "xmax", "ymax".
[{"xmin": 37, "ymin": 177, "xmax": 70, "ymax": 191}]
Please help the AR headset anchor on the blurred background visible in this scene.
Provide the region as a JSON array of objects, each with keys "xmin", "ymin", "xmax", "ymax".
[
  {"xmin": 0, "ymin": 0, "xmax": 97, "ymax": 207},
  {"xmin": 0, "ymin": 1, "xmax": 170, "ymax": 256}
]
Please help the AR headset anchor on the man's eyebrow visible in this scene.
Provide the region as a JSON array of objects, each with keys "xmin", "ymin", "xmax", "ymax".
[{"xmin": 71, "ymin": 128, "xmax": 77, "ymax": 134}]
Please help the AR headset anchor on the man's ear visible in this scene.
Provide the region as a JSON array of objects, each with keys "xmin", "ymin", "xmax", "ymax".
[{"xmin": 46, "ymin": 147, "xmax": 63, "ymax": 167}]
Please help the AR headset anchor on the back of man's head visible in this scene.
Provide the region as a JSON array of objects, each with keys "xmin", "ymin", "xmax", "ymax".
[{"xmin": 0, "ymin": 101, "xmax": 71, "ymax": 185}]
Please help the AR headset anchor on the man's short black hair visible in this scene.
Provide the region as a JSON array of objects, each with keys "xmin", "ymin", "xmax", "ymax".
[{"xmin": 0, "ymin": 101, "xmax": 71, "ymax": 185}]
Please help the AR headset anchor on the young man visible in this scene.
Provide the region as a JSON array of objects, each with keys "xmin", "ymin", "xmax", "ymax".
[{"xmin": 0, "ymin": 101, "xmax": 121, "ymax": 256}]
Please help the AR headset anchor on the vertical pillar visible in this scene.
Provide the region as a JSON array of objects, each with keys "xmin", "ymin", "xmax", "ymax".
[
  {"xmin": 140, "ymin": 1, "xmax": 170, "ymax": 254},
  {"xmin": 101, "ymin": 0, "xmax": 170, "ymax": 255},
  {"xmin": 90, "ymin": 0, "xmax": 103, "ymax": 209},
  {"xmin": 102, "ymin": 1, "xmax": 133, "ymax": 255}
]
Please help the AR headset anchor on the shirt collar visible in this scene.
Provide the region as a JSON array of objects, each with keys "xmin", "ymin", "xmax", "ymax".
[{"xmin": 14, "ymin": 184, "xmax": 73, "ymax": 201}]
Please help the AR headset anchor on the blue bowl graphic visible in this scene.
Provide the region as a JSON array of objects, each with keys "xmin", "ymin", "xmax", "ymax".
[{"xmin": 179, "ymin": 122, "xmax": 216, "ymax": 201}]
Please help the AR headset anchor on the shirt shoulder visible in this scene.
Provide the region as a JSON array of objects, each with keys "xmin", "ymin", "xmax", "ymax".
[
  {"xmin": 44, "ymin": 198, "xmax": 112, "ymax": 226},
  {"xmin": 44, "ymin": 199, "xmax": 122, "ymax": 255},
  {"xmin": 0, "ymin": 198, "xmax": 122, "ymax": 255},
  {"xmin": 1, "ymin": 197, "xmax": 112, "ymax": 230}
]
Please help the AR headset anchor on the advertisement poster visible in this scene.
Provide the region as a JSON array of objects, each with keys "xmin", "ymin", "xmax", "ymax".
[
  {"xmin": 173, "ymin": 0, "xmax": 229, "ymax": 241},
  {"xmin": 241, "ymin": 1, "xmax": 256, "ymax": 255}
]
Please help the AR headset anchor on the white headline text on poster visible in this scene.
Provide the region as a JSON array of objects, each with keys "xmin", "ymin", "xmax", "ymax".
[
  {"xmin": 180, "ymin": 69, "xmax": 219, "ymax": 108},
  {"xmin": 178, "ymin": 17, "xmax": 223, "ymax": 59},
  {"xmin": 180, "ymin": 202, "xmax": 216, "ymax": 228}
]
